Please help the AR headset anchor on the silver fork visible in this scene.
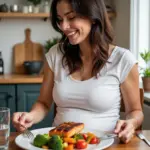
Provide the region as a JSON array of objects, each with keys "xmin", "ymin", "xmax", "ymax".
[
  {"xmin": 98, "ymin": 133, "xmax": 117, "ymax": 140},
  {"xmin": 20, "ymin": 124, "xmax": 34, "ymax": 140},
  {"xmin": 96, "ymin": 133, "xmax": 117, "ymax": 145}
]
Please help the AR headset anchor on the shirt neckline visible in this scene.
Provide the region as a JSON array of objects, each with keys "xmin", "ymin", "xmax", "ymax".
[{"xmin": 68, "ymin": 46, "xmax": 118, "ymax": 83}]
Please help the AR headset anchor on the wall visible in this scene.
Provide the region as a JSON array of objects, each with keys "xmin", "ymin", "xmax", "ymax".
[
  {"xmin": 112, "ymin": 0, "xmax": 130, "ymax": 49},
  {"xmin": 0, "ymin": 0, "xmax": 131, "ymax": 73},
  {"xmin": 0, "ymin": 0, "xmax": 60, "ymax": 74}
]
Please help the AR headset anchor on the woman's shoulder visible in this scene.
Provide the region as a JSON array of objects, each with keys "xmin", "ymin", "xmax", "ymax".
[
  {"xmin": 46, "ymin": 43, "xmax": 62, "ymax": 57},
  {"xmin": 113, "ymin": 46, "xmax": 137, "ymax": 61}
]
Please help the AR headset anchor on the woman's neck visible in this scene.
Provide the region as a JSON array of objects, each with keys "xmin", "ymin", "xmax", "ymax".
[{"xmin": 79, "ymin": 41, "xmax": 93, "ymax": 61}]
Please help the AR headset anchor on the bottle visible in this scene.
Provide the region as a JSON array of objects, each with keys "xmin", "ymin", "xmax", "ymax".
[{"xmin": 0, "ymin": 51, "xmax": 4, "ymax": 74}]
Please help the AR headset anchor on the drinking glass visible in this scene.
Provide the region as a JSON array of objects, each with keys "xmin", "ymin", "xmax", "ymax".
[{"xmin": 0, "ymin": 107, "xmax": 10, "ymax": 150}]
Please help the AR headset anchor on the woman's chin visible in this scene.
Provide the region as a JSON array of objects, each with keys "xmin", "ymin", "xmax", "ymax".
[{"xmin": 69, "ymin": 40, "xmax": 79, "ymax": 45}]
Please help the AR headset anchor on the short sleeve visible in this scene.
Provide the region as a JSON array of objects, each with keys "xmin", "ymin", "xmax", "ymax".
[
  {"xmin": 119, "ymin": 50, "xmax": 138, "ymax": 83},
  {"xmin": 45, "ymin": 44, "xmax": 59, "ymax": 72}
]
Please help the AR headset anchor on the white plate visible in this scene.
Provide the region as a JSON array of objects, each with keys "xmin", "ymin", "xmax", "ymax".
[{"xmin": 15, "ymin": 127, "xmax": 114, "ymax": 150}]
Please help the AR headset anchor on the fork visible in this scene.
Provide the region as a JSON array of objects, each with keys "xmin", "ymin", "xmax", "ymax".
[
  {"xmin": 98, "ymin": 133, "xmax": 117, "ymax": 140},
  {"xmin": 20, "ymin": 124, "xmax": 34, "ymax": 140},
  {"xmin": 136, "ymin": 132, "xmax": 150, "ymax": 146}
]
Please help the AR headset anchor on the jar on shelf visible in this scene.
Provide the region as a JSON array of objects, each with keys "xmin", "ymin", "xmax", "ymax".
[{"xmin": 43, "ymin": 1, "xmax": 50, "ymax": 13}]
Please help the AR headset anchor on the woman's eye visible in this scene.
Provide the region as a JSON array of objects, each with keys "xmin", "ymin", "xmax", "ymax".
[
  {"xmin": 57, "ymin": 18, "xmax": 63, "ymax": 23},
  {"xmin": 69, "ymin": 16, "xmax": 76, "ymax": 20}
]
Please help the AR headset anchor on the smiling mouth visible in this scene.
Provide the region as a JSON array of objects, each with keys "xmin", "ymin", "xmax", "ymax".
[{"xmin": 67, "ymin": 31, "xmax": 78, "ymax": 38}]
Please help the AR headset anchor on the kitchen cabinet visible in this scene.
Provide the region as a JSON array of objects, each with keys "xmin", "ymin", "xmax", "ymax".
[
  {"xmin": 17, "ymin": 84, "xmax": 54, "ymax": 130},
  {"xmin": 0, "ymin": 83, "xmax": 54, "ymax": 131},
  {"xmin": 0, "ymin": 85, "xmax": 16, "ymax": 131}
]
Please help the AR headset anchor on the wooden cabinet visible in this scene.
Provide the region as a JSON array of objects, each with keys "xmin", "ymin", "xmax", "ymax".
[
  {"xmin": 0, "ymin": 84, "xmax": 54, "ymax": 131},
  {"xmin": 0, "ymin": 85, "xmax": 16, "ymax": 131}
]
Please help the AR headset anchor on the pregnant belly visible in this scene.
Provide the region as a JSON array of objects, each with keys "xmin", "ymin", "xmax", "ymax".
[{"xmin": 53, "ymin": 107, "xmax": 119, "ymax": 132}]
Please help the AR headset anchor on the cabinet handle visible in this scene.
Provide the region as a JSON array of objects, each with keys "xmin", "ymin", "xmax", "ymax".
[{"xmin": 7, "ymin": 94, "xmax": 13, "ymax": 99}]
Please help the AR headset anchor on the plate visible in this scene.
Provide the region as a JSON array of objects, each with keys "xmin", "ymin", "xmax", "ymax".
[{"xmin": 15, "ymin": 127, "xmax": 114, "ymax": 150}]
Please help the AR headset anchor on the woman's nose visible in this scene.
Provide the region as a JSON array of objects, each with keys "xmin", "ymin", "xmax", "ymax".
[{"xmin": 59, "ymin": 20, "xmax": 70, "ymax": 31}]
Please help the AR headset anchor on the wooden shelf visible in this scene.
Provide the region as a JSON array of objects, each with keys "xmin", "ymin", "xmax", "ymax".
[
  {"xmin": 0, "ymin": 12, "xmax": 49, "ymax": 18},
  {"xmin": 0, "ymin": 11, "xmax": 116, "ymax": 19}
]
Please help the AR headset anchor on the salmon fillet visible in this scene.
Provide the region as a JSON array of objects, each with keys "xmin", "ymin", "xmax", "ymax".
[{"xmin": 49, "ymin": 122, "xmax": 84, "ymax": 137}]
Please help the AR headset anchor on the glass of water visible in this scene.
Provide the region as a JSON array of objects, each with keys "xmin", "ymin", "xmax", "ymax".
[{"xmin": 0, "ymin": 107, "xmax": 10, "ymax": 150}]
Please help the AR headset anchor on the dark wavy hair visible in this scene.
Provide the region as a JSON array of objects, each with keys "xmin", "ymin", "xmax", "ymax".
[{"xmin": 50, "ymin": 0, "xmax": 114, "ymax": 77}]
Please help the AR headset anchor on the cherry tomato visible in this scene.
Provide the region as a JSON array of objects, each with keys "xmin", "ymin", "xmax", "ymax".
[
  {"xmin": 90, "ymin": 137, "xmax": 99, "ymax": 144},
  {"xmin": 76, "ymin": 139, "xmax": 88, "ymax": 149},
  {"xmin": 82, "ymin": 133, "xmax": 88, "ymax": 140}
]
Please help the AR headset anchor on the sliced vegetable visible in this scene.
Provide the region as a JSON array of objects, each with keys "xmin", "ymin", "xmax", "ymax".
[
  {"xmin": 76, "ymin": 139, "xmax": 88, "ymax": 149},
  {"xmin": 90, "ymin": 137, "xmax": 99, "ymax": 144},
  {"xmin": 63, "ymin": 142, "xmax": 68, "ymax": 148},
  {"xmin": 82, "ymin": 133, "xmax": 88, "ymax": 140},
  {"xmin": 63, "ymin": 138, "xmax": 76, "ymax": 144},
  {"xmin": 64, "ymin": 144, "xmax": 74, "ymax": 150},
  {"xmin": 86, "ymin": 132, "xmax": 95, "ymax": 143}
]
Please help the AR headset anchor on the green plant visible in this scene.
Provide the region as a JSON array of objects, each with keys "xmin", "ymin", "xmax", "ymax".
[
  {"xmin": 27, "ymin": 0, "xmax": 41, "ymax": 6},
  {"xmin": 44, "ymin": 37, "xmax": 60, "ymax": 53},
  {"xmin": 140, "ymin": 50, "xmax": 150, "ymax": 77}
]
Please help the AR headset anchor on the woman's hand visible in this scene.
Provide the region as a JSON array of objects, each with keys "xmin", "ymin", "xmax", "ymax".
[
  {"xmin": 114, "ymin": 119, "xmax": 137, "ymax": 143},
  {"xmin": 12, "ymin": 112, "xmax": 34, "ymax": 132}
]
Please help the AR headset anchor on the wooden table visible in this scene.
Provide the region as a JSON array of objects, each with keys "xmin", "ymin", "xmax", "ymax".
[{"xmin": 8, "ymin": 131, "xmax": 150, "ymax": 150}]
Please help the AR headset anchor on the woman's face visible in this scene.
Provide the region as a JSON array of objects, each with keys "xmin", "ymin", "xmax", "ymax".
[{"xmin": 56, "ymin": 0, "xmax": 92, "ymax": 45}]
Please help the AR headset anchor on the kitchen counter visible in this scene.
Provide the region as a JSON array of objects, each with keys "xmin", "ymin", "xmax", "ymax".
[{"xmin": 0, "ymin": 74, "xmax": 43, "ymax": 84}]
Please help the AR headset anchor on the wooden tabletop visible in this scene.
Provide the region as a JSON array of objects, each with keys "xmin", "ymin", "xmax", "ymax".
[
  {"xmin": 8, "ymin": 130, "xmax": 150, "ymax": 150},
  {"xmin": 0, "ymin": 74, "xmax": 43, "ymax": 84}
]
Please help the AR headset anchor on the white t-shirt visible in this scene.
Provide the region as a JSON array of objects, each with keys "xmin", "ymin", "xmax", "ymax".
[{"xmin": 45, "ymin": 44, "xmax": 137, "ymax": 132}]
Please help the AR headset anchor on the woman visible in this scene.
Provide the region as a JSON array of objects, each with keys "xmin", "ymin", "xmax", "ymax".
[{"xmin": 12, "ymin": 0, "xmax": 143, "ymax": 143}]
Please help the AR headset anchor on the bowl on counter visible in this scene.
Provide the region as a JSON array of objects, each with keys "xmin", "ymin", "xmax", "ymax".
[{"xmin": 24, "ymin": 61, "xmax": 43, "ymax": 75}]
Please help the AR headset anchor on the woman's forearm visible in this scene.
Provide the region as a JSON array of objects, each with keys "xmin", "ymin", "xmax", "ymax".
[
  {"xmin": 29, "ymin": 101, "xmax": 50, "ymax": 124},
  {"xmin": 126, "ymin": 110, "xmax": 144, "ymax": 129}
]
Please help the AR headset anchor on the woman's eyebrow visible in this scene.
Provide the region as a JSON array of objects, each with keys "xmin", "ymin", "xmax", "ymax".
[{"xmin": 57, "ymin": 11, "xmax": 74, "ymax": 17}]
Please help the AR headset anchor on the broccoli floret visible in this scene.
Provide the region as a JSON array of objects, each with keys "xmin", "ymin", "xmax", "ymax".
[
  {"xmin": 33, "ymin": 134, "xmax": 49, "ymax": 147},
  {"xmin": 48, "ymin": 135, "xmax": 63, "ymax": 150},
  {"xmin": 43, "ymin": 134, "xmax": 50, "ymax": 140}
]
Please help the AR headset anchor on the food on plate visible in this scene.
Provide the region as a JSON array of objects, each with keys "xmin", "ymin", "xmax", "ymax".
[
  {"xmin": 33, "ymin": 122, "xmax": 100, "ymax": 150},
  {"xmin": 49, "ymin": 122, "xmax": 84, "ymax": 137},
  {"xmin": 48, "ymin": 135, "xmax": 63, "ymax": 150},
  {"xmin": 33, "ymin": 134, "xmax": 50, "ymax": 147}
]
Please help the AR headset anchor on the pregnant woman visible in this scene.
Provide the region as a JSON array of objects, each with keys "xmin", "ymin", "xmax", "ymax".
[{"xmin": 12, "ymin": 0, "xmax": 143, "ymax": 143}]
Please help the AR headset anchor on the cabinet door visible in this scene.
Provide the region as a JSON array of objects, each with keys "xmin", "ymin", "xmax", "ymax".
[
  {"xmin": 0, "ymin": 85, "xmax": 16, "ymax": 131},
  {"xmin": 17, "ymin": 84, "xmax": 54, "ymax": 130}
]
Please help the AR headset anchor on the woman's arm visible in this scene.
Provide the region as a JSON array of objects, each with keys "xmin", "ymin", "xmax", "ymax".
[
  {"xmin": 12, "ymin": 61, "xmax": 54, "ymax": 131},
  {"xmin": 114, "ymin": 64, "xmax": 144, "ymax": 143},
  {"xmin": 121, "ymin": 64, "xmax": 143, "ymax": 128},
  {"xmin": 30, "ymin": 61, "xmax": 54, "ymax": 124}
]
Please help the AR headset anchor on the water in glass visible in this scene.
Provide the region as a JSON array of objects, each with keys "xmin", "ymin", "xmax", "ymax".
[{"xmin": 0, "ymin": 108, "xmax": 10, "ymax": 150}]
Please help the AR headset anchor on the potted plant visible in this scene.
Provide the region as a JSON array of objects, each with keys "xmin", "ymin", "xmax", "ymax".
[
  {"xmin": 44, "ymin": 37, "xmax": 60, "ymax": 53},
  {"xmin": 27, "ymin": 0, "xmax": 41, "ymax": 13},
  {"xmin": 140, "ymin": 50, "xmax": 150, "ymax": 91}
]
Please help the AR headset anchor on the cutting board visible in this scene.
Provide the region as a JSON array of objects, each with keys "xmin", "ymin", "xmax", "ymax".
[{"xmin": 13, "ymin": 28, "xmax": 44, "ymax": 74}]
